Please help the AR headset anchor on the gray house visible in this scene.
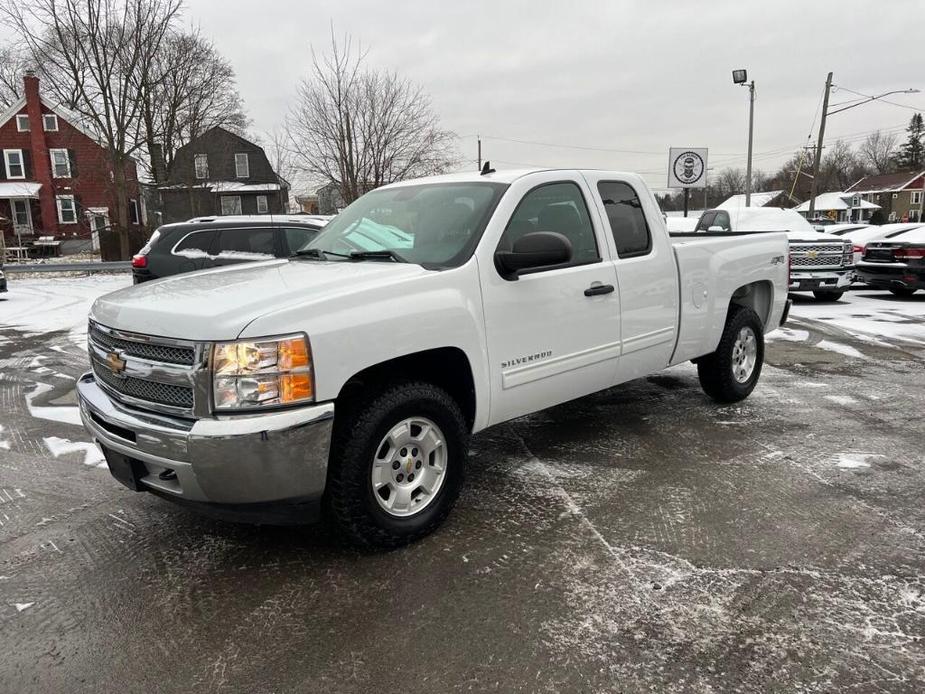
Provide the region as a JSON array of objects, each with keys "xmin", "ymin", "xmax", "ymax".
[{"xmin": 158, "ymin": 127, "xmax": 289, "ymax": 223}]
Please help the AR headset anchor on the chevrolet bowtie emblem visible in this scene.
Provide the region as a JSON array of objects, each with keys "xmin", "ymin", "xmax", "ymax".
[
  {"xmin": 106, "ymin": 350, "xmax": 127, "ymax": 376},
  {"xmin": 806, "ymin": 250, "xmax": 818, "ymax": 259}
]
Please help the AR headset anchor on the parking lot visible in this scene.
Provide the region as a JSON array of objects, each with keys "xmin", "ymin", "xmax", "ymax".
[{"xmin": 1, "ymin": 277, "xmax": 924, "ymax": 692}]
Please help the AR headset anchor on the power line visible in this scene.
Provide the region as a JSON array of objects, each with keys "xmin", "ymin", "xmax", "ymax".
[{"xmin": 832, "ymin": 85, "xmax": 925, "ymax": 113}]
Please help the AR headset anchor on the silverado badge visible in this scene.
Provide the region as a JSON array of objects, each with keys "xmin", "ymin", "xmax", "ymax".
[{"xmin": 106, "ymin": 351, "xmax": 127, "ymax": 377}]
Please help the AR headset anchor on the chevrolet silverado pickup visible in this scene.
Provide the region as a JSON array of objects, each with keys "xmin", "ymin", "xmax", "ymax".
[
  {"xmin": 694, "ymin": 207, "xmax": 854, "ymax": 301},
  {"xmin": 78, "ymin": 169, "xmax": 789, "ymax": 547}
]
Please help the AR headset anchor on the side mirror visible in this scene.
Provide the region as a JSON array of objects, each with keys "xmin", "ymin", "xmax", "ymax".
[
  {"xmin": 708, "ymin": 225, "xmax": 726, "ymax": 232},
  {"xmin": 495, "ymin": 231, "xmax": 572, "ymax": 280}
]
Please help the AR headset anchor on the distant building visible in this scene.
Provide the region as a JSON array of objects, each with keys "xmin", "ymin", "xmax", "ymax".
[
  {"xmin": 845, "ymin": 171, "xmax": 925, "ymax": 223},
  {"xmin": 0, "ymin": 72, "xmax": 142, "ymax": 256},
  {"xmin": 794, "ymin": 192, "xmax": 880, "ymax": 223},
  {"xmin": 717, "ymin": 190, "xmax": 797, "ymax": 209},
  {"xmin": 157, "ymin": 127, "xmax": 289, "ymax": 223},
  {"xmin": 316, "ymin": 182, "xmax": 345, "ymax": 215},
  {"xmin": 295, "ymin": 193, "xmax": 319, "ymax": 214}
]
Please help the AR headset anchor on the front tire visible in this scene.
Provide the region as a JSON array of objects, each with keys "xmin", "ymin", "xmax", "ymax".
[
  {"xmin": 889, "ymin": 287, "xmax": 917, "ymax": 298},
  {"xmin": 813, "ymin": 289, "xmax": 844, "ymax": 301},
  {"xmin": 326, "ymin": 381, "xmax": 468, "ymax": 548},
  {"xmin": 697, "ymin": 305, "xmax": 765, "ymax": 403}
]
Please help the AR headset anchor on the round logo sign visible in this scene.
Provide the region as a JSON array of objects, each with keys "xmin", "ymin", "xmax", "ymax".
[{"xmin": 672, "ymin": 151, "xmax": 705, "ymax": 185}]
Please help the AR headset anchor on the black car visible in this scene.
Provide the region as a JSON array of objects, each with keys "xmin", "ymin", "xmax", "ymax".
[
  {"xmin": 0, "ymin": 265, "xmax": 6, "ymax": 294},
  {"xmin": 131, "ymin": 215, "xmax": 329, "ymax": 283},
  {"xmin": 857, "ymin": 224, "xmax": 925, "ymax": 297}
]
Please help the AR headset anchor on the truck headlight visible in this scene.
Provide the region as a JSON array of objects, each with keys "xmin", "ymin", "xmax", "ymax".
[{"xmin": 211, "ymin": 335, "xmax": 314, "ymax": 410}]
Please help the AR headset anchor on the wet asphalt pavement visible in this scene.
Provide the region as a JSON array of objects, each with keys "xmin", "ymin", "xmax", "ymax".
[{"xmin": 1, "ymin": 290, "xmax": 924, "ymax": 693}]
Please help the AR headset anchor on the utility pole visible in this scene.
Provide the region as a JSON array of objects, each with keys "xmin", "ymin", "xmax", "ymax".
[
  {"xmin": 808, "ymin": 71, "xmax": 833, "ymax": 220},
  {"xmin": 477, "ymin": 135, "xmax": 482, "ymax": 171},
  {"xmin": 745, "ymin": 80, "xmax": 755, "ymax": 206}
]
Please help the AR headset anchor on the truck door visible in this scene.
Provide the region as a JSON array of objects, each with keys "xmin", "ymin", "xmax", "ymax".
[
  {"xmin": 478, "ymin": 174, "xmax": 621, "ymax": 425},
  {"xmin": 583, "ymin": 174, "xmax": 680, "ymax": 382}
]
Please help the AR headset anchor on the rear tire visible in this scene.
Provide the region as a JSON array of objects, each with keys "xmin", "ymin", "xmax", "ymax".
[
  {"xmin": 697, "ymin": 305, "xmax": 765, "ymax": 403},
  {"xmin": 889, "ymin": 287, "xmax": 917, "ymax": 298},
  {"xmin": 326, "ymin": 381, "xmax": 468, "ymax": 549},
  {"xmin": 812, "ymin": 290, "xmax": 845, "ymax": 301}
]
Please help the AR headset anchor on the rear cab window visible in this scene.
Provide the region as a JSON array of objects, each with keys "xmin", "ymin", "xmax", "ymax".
[{"xmin": 596, "ymin": 181, "xmax": 652, "ymax": 258}]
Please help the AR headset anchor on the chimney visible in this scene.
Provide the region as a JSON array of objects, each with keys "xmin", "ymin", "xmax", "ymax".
[
  {"xmin": 23, "ymin": 69, "xmax": 40, "ymax": 108},
  {"xmin": 22, "ymin": 70, "xmax": 59, "ymax": 235}
]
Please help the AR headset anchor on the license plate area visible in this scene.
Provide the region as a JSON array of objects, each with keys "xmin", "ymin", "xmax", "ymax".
[{"xmin": 102, "ymin": 448, "xmax": 148, "ymax": 492}]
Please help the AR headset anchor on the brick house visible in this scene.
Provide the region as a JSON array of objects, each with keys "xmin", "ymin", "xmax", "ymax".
[
  {"xmin": 845, "ymin": 171, "xmax": 925, "ymax": 223},
  {"xmin": 157, "ymin": 127, "xmax": 289, "ymax": 223},
  {"xmin": 0, "ymin": 72, "xmax": 143, "ymax": 256}
]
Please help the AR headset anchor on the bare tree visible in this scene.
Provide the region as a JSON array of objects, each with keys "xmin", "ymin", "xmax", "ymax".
[
  {"xmin": 859, "ymin": 130, "xmax": 898, "ymax": 175},
  {"xmin": 287, "ymin": 31, "xmax": 457, "ymax": 204},
  {"xmin": 137, "ymin": 29, "xmax": 248, "ymax": 182},
  {"xmin": 2, "ymin": 0, "xmax": 181, "ymax": 258},
  {"xmin": 0, "ymin": 43, "xmax": 30, "ymax": 108},
  {"xmin": 714, "ymin": 168, "xmax": 747, "ymax": 199}
]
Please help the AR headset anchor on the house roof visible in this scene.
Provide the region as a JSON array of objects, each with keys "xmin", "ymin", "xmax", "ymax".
[
  {"xmin": 845, "ymin": 171, "xmax": 925, "ymax": 194},
  {"xmin": 0, "ymin": 94, "xmax": 109, "ymax": 150},
  {"xmin": 718, "ymin": 190, "xmax": 786, "ymax": 209},
  {"xmin": 794, "ymin": 192, "xmax": 880, "ymax": 212}
]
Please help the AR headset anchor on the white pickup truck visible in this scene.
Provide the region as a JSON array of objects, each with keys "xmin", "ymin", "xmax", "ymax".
[
  {"xmin": 78, "ymin": 169, "xmax": 789, "ymax": 547},
  {"xmin": 693, "ymin": 207, "xmax": 855, "ymax": 301}
]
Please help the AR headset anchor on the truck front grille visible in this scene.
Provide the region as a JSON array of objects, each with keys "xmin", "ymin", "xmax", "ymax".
[
  {"xmin": 88, "ymin": 321, "xmax": 203, "ymax": 415},
  {"xmin": 89, "ymin": 323, "xmax": 195, "ymax": 365},
  {"xmin": 789, "ymin": 243, "xmax": 849, "ymax": 269}
]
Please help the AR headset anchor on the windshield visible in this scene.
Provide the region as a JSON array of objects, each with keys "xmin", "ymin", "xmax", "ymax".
[{"xmin": 299, "ymin": 182, "xmax": 508, "ymax": 268}]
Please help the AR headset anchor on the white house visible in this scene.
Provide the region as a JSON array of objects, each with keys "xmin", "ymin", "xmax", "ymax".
[{"xmin": 795, "ymin": 192, "xmax": 880, "ymax": 223}]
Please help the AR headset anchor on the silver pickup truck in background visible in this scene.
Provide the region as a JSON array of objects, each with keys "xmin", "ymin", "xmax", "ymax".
[{"xmin": 694, "ymin": 207, "xmax": 854, "ymax": 301}]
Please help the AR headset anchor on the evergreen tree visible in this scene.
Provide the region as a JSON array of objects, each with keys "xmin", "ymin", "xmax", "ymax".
[{"xmin": 894, "ymin": 113, "xmax": 925, "ymax": 170}]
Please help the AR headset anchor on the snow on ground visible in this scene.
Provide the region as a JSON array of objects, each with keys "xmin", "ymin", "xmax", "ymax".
[
  {"xmin": 789, "ymin": 291, "xmax": 925, "ymax": 347},
  {"xmin": 0, "ymin": 274, "xmax": 131, "ymax": 345}
]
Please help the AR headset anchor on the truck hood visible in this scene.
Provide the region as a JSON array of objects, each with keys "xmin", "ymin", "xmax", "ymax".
[
  {"xmin": 90, "ymin": 259, "xmax": 431, "ymax": 340},
  {"xmin": 785, "ymin": 229, "xmax": 843, "ymax": 243}
]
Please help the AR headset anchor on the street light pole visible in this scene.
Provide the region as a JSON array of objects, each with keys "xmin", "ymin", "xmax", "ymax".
[
  {"xmin": 808, "ymin": 71, "xmax": 833, "ymax": 220},
  {"xmin": 745, "ymin": 80, "xmax": 755, "ymax": 206}
]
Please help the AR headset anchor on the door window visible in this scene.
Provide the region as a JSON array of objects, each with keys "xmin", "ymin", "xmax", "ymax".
[
  {"xmin": 695, "ymin": 212, "xmax": 716, "ymax": 231},
  {"xmin": 282, "ymin": 226, "xmax": 319, "ymax": 255},
  {"xmin": 173, "ymin": 230, "xmax": 217, "ymax": 258},
  {"xmin": 596, "ymin": 181, "xmax": 652, "ymax": 258},
  {"xmin": 712, "ymin": 211, "xmax": 731, "ymax": 231},
  {"xmin": 215, "ymin": 228, "xmax": 276, "ymax": 259},
  {"xmin": 498, "ymin": 182, "xmax": 599, "ymax": 268}
]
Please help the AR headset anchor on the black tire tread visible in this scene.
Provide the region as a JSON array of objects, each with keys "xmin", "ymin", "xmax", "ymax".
[
  {"xmin": 889, "ymin": 287, "xmax": 917, "ymax": 298},
  {"xmin": 697, "ymin": 305, "xmax": 764, "ymax": 404},
  {"xmin": 326, "ymin": 381, "xmax": 468, "ymax": 549},
  {"xmin": 812, "ymin": 289, "xmax": 845, "ymax": 301}
]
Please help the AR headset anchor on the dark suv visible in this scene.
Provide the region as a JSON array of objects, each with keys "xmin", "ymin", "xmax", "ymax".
[{"xmin": 131, "ymin": 215, "xmax": 329, "ymax": 283}]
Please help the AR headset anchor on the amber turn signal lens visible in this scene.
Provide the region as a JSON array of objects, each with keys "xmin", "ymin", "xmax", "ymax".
[
  {"xmin": 278, "ymin": 338, "xmax": 310, "ymax": 370},
  {"xmin": 280, "ymin": 373, "xmax": 313, "ymax": 403}
]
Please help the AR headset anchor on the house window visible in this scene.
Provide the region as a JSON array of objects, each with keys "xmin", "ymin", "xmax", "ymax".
[
  {"xmin": 256, "ymin": 195, "xmax": 268, "ymax": 213},
  {"xmin": 57, "ymin": 196, "xmax": 77, "ymax": 224},
  {"xmin": 15, "ymin": 114, "xmax": 29, "ymax": 131},
  {"xmin": 129, "ymin": 199, "xmax": 140, "ymax": 225},
  {"xmin": 49, "ymin": 148, "xmax": 71, "ymax": 178},
  {"xmin": 194, "ymin": 153, "xmax": 209, "ymax": 179},
  {"xmin": 235, "ymin": 153, "xmax": 249, "ymax": 178},
  {"xmin": 3, "ymin": 149, "xmax": 25, "ymax": 179},
  {"xmin": 43, "ymin": 114, "xmax": 58, "ymax": 131},
  {"xmin": 912, "ymin": 191, "xmax": 923, "ymax": 206},
  {"xmin": 220, "ymin": 196, "xmax": 242, "ymax": 215}
]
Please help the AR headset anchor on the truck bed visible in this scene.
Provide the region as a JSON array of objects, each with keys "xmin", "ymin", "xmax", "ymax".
[{"xmin": 668, "ymin": 232, "xmax": 789, "ymax": 365}]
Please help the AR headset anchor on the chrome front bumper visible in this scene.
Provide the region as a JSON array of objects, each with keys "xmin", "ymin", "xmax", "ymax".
[
  {"xmin": 77, "ymin": 373, "xmax": 334, "ymax": 513},
  {"xmin": 788, "ymin": 270, "xmax": 853, "ymax": 291}
]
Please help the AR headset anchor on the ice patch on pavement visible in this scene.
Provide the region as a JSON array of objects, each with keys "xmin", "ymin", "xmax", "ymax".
[
  {"xmin": 815, "ymin": 340, "xmax": 866, "ymax": 359},
  {"xmin": 835, "ymin": 453, "xmax": 883, "ymax": 469},
  {"xmin": 14, "ymin": 602, "xmax": 35, "ymax": 612},
  {"xmin": 767, "ymin": 328, "xmax": 809, "ymax": 343},
  {"xmin": 0, "ymin": 424, "xmax": 9, "ymax": 451},
  {"xmin": 25, "ymin": 383, "xmax": 82, "ymax": 426},
  {"xmin": 43, "ymin": 436, "xmax": 105, "ymax": 468},
  {"xmin": 824, "ymin": 395, "xmax": 858, "ymax": 406}
]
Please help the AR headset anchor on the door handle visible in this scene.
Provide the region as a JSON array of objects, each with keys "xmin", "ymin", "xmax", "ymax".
[{"xmin": 584, "ymin": 283, "xmax": 615, "ymax": 297}]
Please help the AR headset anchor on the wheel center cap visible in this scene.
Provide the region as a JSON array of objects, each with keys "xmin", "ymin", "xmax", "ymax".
[{"xmin": 404, "ymin": 457, "xmax": 414, "ymax": 474}]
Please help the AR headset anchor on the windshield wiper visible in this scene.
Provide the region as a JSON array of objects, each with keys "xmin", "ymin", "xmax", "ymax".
[
  {"xmin": 292, "ymin": 248, "xmax": 351, "ymax": 260},
  {"xmin": 348, "ymin": 250, "xmax": 407, "ymax": 263}
]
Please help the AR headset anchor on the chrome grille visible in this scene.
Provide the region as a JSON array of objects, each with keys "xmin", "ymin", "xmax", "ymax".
[
  {"xmin": 789, "ymin": 243, "xmax": 848, "ymax": 269},
  {"xmin": 87, "ymin": 321, "xmax": 203, "ymax": 415},
  {"xmin": 91, "ymin": 358, "xmax": 194, "ymax": 408},
  {"xmin": 89, "ymin": 323, "xmax": 194, "ymax": 365}
]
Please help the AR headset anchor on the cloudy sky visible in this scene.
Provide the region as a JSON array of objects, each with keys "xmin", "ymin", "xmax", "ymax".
[{"xmin": 89, "ymin": 1, "xmax": 925, "ymax": 191}]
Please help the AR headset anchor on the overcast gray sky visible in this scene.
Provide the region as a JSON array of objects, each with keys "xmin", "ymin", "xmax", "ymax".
[{"xmin": 39, "ymin": 0, "xmax": 925, "ymax": 192}]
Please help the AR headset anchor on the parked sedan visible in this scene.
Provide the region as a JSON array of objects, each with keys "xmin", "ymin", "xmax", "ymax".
[
  {"xmin": 131, "ymin": 216, "xmax": 328, "ymax": 283},
  {"xmin": 856, "ymin": 225, "xmax": 925, "ymax": 297}
]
